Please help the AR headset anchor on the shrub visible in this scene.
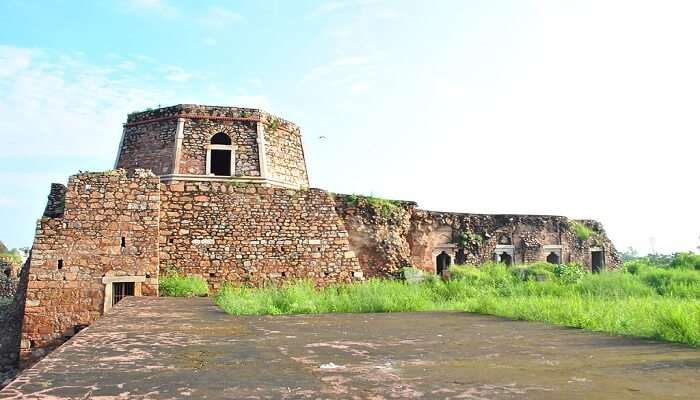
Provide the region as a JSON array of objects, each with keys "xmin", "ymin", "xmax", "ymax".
[
  {"xmin": 570, "ymin": 221, "xmax": 594, "ymax": 241},
  {"xmin": 669, "ymin": 252, "xmax": 700, "ymax": 270},
  {"xmin": 553, "ymin": 263, "xmax": 586, "ymax": 284},
  {"xmin": 159, "ymin": 272, "xmax": 209, "ymax": 297}
]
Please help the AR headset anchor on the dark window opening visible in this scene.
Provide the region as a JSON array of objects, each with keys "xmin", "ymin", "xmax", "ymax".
[
  {"xmin": 169, "ymin": 238, "xmax": 174, "ymax": 244},
  {"xmin": 281, "ymin": 271, "xmax": 287, "ymax": 277},
  {"xmin": 210, "ymin": 149, "xmax": 232, "ymax": 176},
  {"xmin": 58, "ymin": 259, "xmax": 64, "ymax": 270},
  {"xmin": 113, "ymin": 282, "xmax": 135, "ymax": 305},
  {"xmin": 499, "ymin": 252, "xmax": 513, "ymax": 266},
  {"xmin": 591, "ymin": 251, "xmax": 604, "ymax": 273},
  {"xmin": 211, "ymin": 132, "xmax": 232, "ymax": 145},
  {"xmin": 546, "ymin": 252, "xmax": 560, "ymax": 264},
  {"xmin": 209, "ymin": 272, "xmax": 216, "ymax": 278},
  {"xmin": 436, "ymin": 251, "xmax": 452, "ymax": 275},
  {"xmin": 3, "ymin": 269, "xmax": 9, "ymax": 278},
  {"xmin": 120, "ymin": 237, "xmax": 126, "ymax": 248}
]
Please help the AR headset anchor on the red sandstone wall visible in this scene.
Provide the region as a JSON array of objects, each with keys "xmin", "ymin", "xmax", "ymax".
[
  {"xmin": 23, "ymin": 170, "xmax": 160, "ymax": 349},
  {"xmin": 159, "ymin": 182, "xmax": 363, "ymax": 289}
]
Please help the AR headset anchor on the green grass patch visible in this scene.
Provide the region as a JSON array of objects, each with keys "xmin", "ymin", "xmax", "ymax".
[
  {"xmin": 159, "ymin": 272, "xmax": 209, "ymax": 297},
  {"xmin": 344, "ymin": 194, "xmax": 403, "ymax": 219},
  {"xmin": 216, "ymin": 254, "xmax": 700, "ymax": 347}
]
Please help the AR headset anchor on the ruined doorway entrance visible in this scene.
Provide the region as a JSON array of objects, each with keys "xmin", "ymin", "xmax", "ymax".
[
  {"xmin": 210, "ymin": 149, "xmax": 232, "ymax": 176},
  {"xmin": 436, "ymin": 251, "xmax": 451, "ymax": 275},
  {"xmin": 591, "ymin": 251, "xmax": 604, "ymax": 273},
  {"xmin": 546, "ymin": 252, "xmax": 560, "ymax": 264},
  {"xmin": 499, "ymin": 252, "xmax": 513, "ymax": 266},
  {"xmin": 112, "ymin": 282, "xmax": 134, "ymax": 305}
]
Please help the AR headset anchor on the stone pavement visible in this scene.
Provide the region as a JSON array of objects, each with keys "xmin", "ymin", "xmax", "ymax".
[{"xmin": 2, "ymin": 297, "xmax": 699, "ymax": 399}]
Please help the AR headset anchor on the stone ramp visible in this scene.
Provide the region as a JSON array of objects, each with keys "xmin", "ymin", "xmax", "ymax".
[{"xmin": 2, "ymin": 297, "xmax": 699, "ymax": 399}]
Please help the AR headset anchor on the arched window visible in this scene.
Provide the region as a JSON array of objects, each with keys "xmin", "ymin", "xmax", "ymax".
[
  {"xmin": 206, "ymin": 133, "xmax": 234, "ymax": 176},
  {"xmin": 211, "ymin": 132, "xmax": 232, "ymax": 145}
]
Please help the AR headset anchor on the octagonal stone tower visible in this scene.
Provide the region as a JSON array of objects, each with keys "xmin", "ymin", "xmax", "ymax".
[{"xmin": 115, "ymin": 104, "xmax": 309, "ymax": 189}]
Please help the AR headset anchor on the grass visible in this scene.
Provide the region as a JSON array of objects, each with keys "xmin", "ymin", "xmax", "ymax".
[
  {"xmin": 159, "ymin": 272, "xmax": 209, "ymax": 297},
  {"xmin": 216, "ymin": 253, "xmax": 700, "ymax": 347},
  {"xmin": 344, "ymin": 194, "xmax": 403, "ymax": 219}
]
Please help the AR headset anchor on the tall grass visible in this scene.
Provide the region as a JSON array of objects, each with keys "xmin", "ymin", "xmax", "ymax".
[
  {"xmin": 216, "ymin": 254, "xmax": 700, "ymax": 347},
  {"xmin": 159, "ymin": 272, "xmax": 209, "ymax": 297}
]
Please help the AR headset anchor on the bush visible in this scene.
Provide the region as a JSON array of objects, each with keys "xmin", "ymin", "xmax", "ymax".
[
  {"xmin": 553, "ymin": 263, "xmax": 586, "ymax": 284},
  {"xmin": 669, "ymin": 252, "xmax": 700, "ymax": 270},
  {"xmin": 159, "ymin": 272, "xmax": 209, "ymax": 297},
  {"xmin": 570, "ymin": 221, "xmax": 594, "ymax": 241}
]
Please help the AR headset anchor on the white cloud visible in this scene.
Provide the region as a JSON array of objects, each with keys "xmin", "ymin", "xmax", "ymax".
[
  {"xmin": 0, "ymin": 46, "xmax": 177, "ymax": 159},
  {"xmin": 0, "ymin": 46, "xmax": 35, "ymax": 78},
  {"xmin": 198, "ymin": 6, "xmax": 243, "ymax": 29},
  {"xmin": 126, "ymin": 0, "xmax": 179, "ymax": 17},
  {"xmin": 162, "ymin": 65, "xmax": 192, "ymax": 82}
]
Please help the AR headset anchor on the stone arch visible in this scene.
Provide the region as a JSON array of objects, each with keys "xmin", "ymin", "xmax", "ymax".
[{"xmin": 207, "ymin": 132, "xmax": 235, "ymax": 176}]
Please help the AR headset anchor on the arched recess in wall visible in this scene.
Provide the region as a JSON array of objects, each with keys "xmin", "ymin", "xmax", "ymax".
[{"xmin": 207, "ymin": 132, "xmax": 235, "ymax": 176}]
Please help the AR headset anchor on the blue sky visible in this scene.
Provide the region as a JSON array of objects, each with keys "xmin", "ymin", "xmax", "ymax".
[{"xmin": 0, "ymin": 0, "xmax": 698, "ymax": 254}]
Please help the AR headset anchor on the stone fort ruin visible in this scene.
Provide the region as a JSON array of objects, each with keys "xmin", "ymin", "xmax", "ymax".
[{"xmin": 20, "ymin": 104, "xmax": 620, "ymax": 355}]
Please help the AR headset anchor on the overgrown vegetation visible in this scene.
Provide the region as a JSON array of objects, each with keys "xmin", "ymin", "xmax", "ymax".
[
  {"xmin": 159, "ymin": 272, "xmax": 209, "ymax": 297},
  {"xmin": 0, "ymin": 252, "xmax": 22, "ymax": 264},
  {"xmin": 570, "ymin": 221, "xmax": 594, "ymax": 241},
  {"xmin": 345, "ymin": 194, "xmax": 403, "ymax": 219},
  {"xmin": 216, "ymin": 253, "xmax": 700, "ymax": 347}
]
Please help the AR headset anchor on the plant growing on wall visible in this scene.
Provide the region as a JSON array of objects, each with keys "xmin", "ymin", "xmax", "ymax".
[
  {"xmin": 571, "ymin": 221, "xmax": 594, "ymax": 241},
  {"xmin": 345, "ymin": 194, "xmax": 403, "ymax": 220},
  {"xmin": 458, "ymin": 230, "xmax": 483, "ymax": 247},
  {"xmin": 266, "ymin": 117, "xmax": 281, "ymax": 132}
]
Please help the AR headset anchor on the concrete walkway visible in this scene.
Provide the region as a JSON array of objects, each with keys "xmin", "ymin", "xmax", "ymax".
[{"xmin": 1, "ymin": 297, "xmax": 699, "ymax": 399}]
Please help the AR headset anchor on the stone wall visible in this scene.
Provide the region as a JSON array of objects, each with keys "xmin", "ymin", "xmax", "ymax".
[
  {"xmin": 159, "ymin": 182, "xmax": 363, "ymax": 289},
  {"xmin": 334, "ymin": 195, "xmax": 621, "ymax": 277},
  {"xmin": 179, "ymin": 118, "xmax": 260, "ymax": 176},
  {"xmin": 116, "ymin": 105, "xmax": 309, "ymax": 189},
  {"xmin": 23, "ymin": 169, "xmax": 160, "ymax": 350},
  {"xmin": 263, "ymin": 117, "xmax": 309, "ymax": 188},
  {"xmin": 116, "ymin": 119, "xmax": 178, "ymax": 175},
  {"xmin": 0, "ymin": 256, "xmax": 29, "ymax": 373},
  {"xmin": 43, "ymin": 184, "xmax": 67, "ymax": 218}
]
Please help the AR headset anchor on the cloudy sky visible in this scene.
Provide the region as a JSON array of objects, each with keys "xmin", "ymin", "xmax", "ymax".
[{"xmin": 0, "ymin": 0, "xmax": 698, "ymax": 254}]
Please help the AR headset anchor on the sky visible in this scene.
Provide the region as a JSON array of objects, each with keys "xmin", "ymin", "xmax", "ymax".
[{"xmin": 0, "ymin": 0, "xmax": 698, "ymax": 254}]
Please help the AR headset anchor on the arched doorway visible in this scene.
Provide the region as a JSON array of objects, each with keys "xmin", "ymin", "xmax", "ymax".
[
  {"xmin": 207, "ymin": 132, "xmax": 234, "ymax": 176},
  {"xmin": 546, "ymin": 251, "xmax": 560, "ymax": 264},
  {"xmin": 436, "ymin": 251, "xmax": 451, "ymax": 275},
  {"xmin": 499, "ymin": 252, "xmax": 513, "ymax": 266}
]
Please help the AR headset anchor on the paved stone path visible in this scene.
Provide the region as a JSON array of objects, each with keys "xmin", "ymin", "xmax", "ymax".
[{"xmin": 2, "ymin": 297, "xmax": 699, "ymax": 399}]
